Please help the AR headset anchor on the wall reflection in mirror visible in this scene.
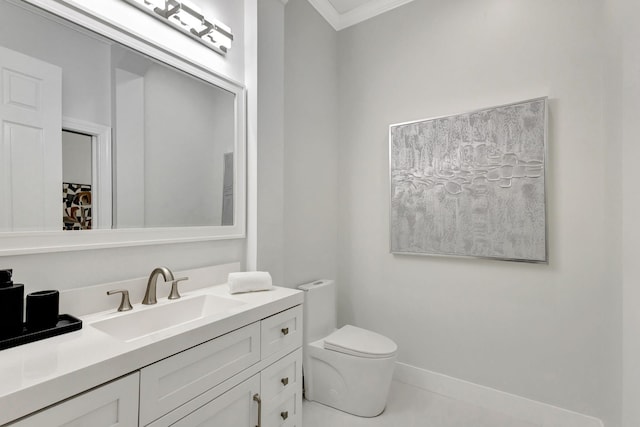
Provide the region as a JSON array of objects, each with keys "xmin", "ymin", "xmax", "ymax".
[{"xmin": 0, "ymin": 0, "xmax": 236, "ymax": 232}]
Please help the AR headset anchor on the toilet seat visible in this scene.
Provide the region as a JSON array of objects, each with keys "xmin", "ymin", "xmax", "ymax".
[{"xmin": 323, "ymin": 325, "xmax": 397, "ymax": 359}]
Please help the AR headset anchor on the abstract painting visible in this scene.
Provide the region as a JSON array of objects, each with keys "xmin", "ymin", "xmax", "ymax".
[
  {"xmin": 389, "ymin": 97, "xmax": 547, "ymax": 263},
  {"xmin": 63, "ymin": 183, "xmax": 92, "ymax": 230}
]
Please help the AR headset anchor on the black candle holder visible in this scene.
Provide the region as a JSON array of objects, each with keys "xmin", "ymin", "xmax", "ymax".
[{"xmin": 26, "ymin": 290, "xmax": 59, "ymax": 331}]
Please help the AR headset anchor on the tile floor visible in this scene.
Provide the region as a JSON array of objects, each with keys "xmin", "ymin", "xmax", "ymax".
[{"xmin": 302, "ymin": 380, "xmax": 539, "ymax": 427}]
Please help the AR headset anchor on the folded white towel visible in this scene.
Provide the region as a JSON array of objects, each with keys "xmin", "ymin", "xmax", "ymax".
[{"xmin": 228, "ymin": 271, "xmax": 273, "ymax": 294}]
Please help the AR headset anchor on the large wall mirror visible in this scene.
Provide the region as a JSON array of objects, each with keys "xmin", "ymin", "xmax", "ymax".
[{"xmin": 0, "ymin": 0, "xmax": 246, "ymax": 255}]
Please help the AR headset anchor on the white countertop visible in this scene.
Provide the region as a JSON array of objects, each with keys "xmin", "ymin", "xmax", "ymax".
[{"xmin": 0, "ymin": 281, "xmax": 303, "ymax": 425}]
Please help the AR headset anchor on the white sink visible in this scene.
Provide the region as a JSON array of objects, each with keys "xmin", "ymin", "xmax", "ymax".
[{"xmin": 91, "ymin": 295, "xmax": 245, "ymax": 342}]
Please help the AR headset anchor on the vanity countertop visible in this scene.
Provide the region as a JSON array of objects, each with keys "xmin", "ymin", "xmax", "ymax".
[{"xmin": 0, "ymin": 282, "xmax": 303, "ymax": 426}]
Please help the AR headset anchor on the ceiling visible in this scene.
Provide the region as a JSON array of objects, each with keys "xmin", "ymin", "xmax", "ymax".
[{"xmin": 307, "ymin": 0, "xmax": 416, "ymax": 30}]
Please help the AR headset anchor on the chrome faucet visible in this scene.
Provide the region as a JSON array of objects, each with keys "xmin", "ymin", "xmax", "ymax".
[{"xmin": 142, "ymin": 267, "xmax": 175, "ymax": 305}]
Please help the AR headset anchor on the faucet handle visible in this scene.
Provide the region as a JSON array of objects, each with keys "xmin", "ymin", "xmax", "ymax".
[
  {"xmin": 168, "ymin": 277, "xmax": 189, "ymax": 300},
  {"xmin": 107, "ymin": 289, "xmax": 133, "ymax": 312}
]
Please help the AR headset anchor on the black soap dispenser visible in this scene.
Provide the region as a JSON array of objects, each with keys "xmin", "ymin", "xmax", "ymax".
[{"xmin": 0, "ymin": 269, "xmax": 24, "ymax": 339}]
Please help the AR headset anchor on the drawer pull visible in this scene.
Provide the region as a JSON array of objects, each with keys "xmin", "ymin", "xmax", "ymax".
[
  {"xmin": 281, "ymin": 377, "xmax": 289, "ymax": 386},
  {"xmin": 253, "ymin": 394, "xmax": 262, "ymax": 427},
  {"xmin": 281, "ymin": 327, "xmax": 289, "ymax": 336},
  {"xmin": 281, "ymin": 411, "xmax": 289, "ymax": 420}
]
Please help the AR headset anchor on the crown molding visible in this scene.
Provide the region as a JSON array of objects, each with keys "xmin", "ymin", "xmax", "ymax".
[
  {"xmin": 307, "ymin": 0, "xmax": 415, "ymax": 30},
  {"xmin": 307, "ymin": 0, "xmax": 341, "ymax": 29}
]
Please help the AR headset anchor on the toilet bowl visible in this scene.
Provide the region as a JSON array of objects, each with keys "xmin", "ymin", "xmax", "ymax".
[{"xmin": 299, "ymin": 280, "xmax": 398, "ymax": 417}]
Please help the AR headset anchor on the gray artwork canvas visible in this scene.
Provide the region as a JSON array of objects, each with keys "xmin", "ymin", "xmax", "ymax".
[{"xmin": 389, "ymin": 97, "xmax": 547, "ymax": 263}]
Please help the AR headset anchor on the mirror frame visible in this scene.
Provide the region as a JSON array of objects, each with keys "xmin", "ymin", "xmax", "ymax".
[{"xmin": 0, "ymin": 0, "xmax": 246, "ymax": 256}]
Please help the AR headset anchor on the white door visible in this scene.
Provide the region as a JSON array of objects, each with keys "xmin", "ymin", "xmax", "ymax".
[{"xmin": 0, "ymin": 45, "xmax": 62, "ymax": 231}]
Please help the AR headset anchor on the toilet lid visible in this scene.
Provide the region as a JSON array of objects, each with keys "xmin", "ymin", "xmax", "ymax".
[{"xmin": 323, "ymin": 325, "xmax": 398, "ymax": 359}]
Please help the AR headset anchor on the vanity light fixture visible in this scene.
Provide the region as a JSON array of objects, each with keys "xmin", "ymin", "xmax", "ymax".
[{"xmin": 123, "ymin": 0, "xmax": 233, "ymax": 55}]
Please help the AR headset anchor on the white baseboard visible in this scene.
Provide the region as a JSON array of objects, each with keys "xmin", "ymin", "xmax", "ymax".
[{"xmin": 393, "ymin": 362, "xmax": 604, "ymax": 427}]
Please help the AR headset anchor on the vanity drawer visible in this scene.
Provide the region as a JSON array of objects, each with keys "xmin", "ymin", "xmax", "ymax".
[
  {"xmin": 139, "ymin": 322, "xmax": 260, "ymax": 426},
  {"xmin": 261, "ymin": 348, "xmax": 302, "ymax": 404},
  {"xmin": 261, "ymin": 305, "xmax": 302, "ymax": 359},
  {"xmin": 262, "ymin": 387, "xmax": 302, "ymax": 427}
]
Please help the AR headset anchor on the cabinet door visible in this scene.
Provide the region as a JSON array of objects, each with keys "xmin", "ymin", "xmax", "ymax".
[
  {"xmin": 10, "ymin": 373, "xmax": 139, "ymax": 427},
  {"xmin": 171, "ymin": 374, "xmax": 260, "ymax": 427}
]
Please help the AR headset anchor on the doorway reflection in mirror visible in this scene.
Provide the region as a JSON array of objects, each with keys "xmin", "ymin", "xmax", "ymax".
[{"xmin": 62, "ymin": 130, "xmax": 93, "ymax": 230}]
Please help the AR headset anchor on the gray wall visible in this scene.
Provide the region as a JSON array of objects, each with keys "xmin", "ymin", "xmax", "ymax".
[
  {"xmin": 114, "ymin": 68, "xmax": 146, "ymax": 228},
  {"xmin": 257, "ymin": 0, "xmax": 338, "ymax": 288},
  {"xmin": 284, "ymin": 0, "xmax": 623, "ymax": 424},
  {"xmin": 256, "ymin": 0, "xmax": 286, "ymax": 284},
  {"xmin": 62, "ymin": 131, "xmax": 92, "ymax": 185},
  {"xmin": 603, "ymin": 1, "xmax": 624, "ymax": 425},
  {"xmin": 283, "ymin": 0, "xmax": 338, "ymax": 287},
  {"xmin": 143, "ymin": 63, "xmax": 234, "ymax": 227},
  {"xmin": 336, "ymin": 0, "xmax": 616, "ymax": 422},
  {"xmin": 615, "ymin": 0, "xmax": 640, "ymax": 424}
]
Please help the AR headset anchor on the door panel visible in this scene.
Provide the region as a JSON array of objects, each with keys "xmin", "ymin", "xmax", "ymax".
[
  {"xmin": 0, "ymin": 45, "xmax": 62, "ymax": 231},
  {"xmin": 3, "ymin": 69, "xmax": 41, "ymax": 111}
]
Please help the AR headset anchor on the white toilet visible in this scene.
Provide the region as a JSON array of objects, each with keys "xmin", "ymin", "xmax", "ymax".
[{"xmin": 298, "ymin": 280, "xmax": 397, "ymax": 417}]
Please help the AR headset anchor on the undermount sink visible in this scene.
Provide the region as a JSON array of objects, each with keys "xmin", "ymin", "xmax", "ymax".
[{"xmin": 91, "ymin": 295, "xmax": 246, "ymax": 342}]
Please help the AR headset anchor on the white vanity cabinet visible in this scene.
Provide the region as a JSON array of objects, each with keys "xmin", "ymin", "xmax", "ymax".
[
  {"xmin": 9, "ymin": 373, "xmax": 139, "ymax": 427},
  {"xmin": 0, "ymin": 288, "xmax": 304, "ymax": 427},
  {"xmin": 144, "ymin": 305, "xmax": 303, "ymax": 427}
]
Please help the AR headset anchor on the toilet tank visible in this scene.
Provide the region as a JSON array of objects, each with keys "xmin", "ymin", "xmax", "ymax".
[{"xmin": 298, "ymin": 280, "xmax": 337, "ymax": 343}]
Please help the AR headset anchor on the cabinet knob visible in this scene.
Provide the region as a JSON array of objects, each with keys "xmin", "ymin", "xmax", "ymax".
[
  {"xmin": 281, "ymin": 377, "xmax": 289, "ymax": 386},
  {"xmin": 280, "ymin": 411, "xmax": 289, "ymax": 420},
  {"xmin": 281, "ymin": 327, "xmax": 289, "ymax": 336}
]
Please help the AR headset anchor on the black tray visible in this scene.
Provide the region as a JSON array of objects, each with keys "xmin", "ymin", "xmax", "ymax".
[{"xmin": 0, "ymin": 314, "xmax": 83, "ymax": 351}]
